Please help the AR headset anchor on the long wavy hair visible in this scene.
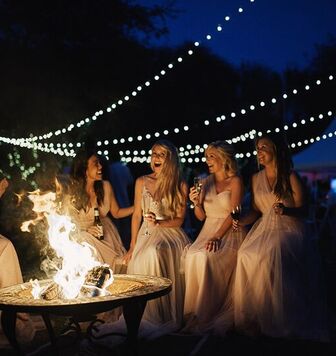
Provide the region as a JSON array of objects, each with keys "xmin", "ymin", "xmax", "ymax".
[
  {"xmin": 256, "ymin": 133, "xmax": 293, "ymax": 199},
  {"xmin": 70, "ymin": 148, "xmax": 105, "ymax": 211},
  {"xmin": 206, "ymin": 141, "xmax": 238, "ymax": 176},
  {"xmin": 150, "ymin": 140, "xmax": 185, "ymax": 218}
]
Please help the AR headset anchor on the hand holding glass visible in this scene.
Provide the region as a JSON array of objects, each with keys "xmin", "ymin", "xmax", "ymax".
[
  {"xmin": 194, "ymin": 177, "xmax": 203, "ymax": 193},
  {"xmin": 190, "ymin": 177, "xmax": 202, "ymax": 209},
  {"xmin": 143, "ymin": 195, "xmax": 151, "ymax": 236},
  {"xmin": 231, "ymin": 205, "xmax": 242, "ymax": 231}
]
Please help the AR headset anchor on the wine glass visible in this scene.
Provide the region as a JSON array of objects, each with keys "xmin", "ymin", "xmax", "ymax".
[{"xmin": 231, "ymin": 205, "xmax": 242, "ymax": 232}]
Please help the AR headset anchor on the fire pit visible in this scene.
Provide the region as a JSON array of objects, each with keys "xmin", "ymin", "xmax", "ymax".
[{"xmin": 0, "ymin": 274, "xmax": 172, "ymax": 354}]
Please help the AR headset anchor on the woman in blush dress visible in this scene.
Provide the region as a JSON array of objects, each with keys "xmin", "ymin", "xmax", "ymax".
[
  {"xmin": 0, "ymin": 178, "xmax": 23, "ymax": 287},
  {"xmin": 183, "ymin": 141, "xmax": 244, "ymax": 334},
  {"xmin": 233, "ymin": 133, "xmax": 328, "ymax": 340},
  {"xmin": 69, "ymin": 149, "xmax": 133, "ymax": 272},
  {"xmin": 124, "ymin": 139, "xmax": 190, "ymax": 332},
  {"xmin": 0, "ymin": 177, "xmax": 36, "ymax": 346}
]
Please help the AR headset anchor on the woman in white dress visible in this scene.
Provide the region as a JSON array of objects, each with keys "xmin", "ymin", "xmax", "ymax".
[
  {"xmin": 69, "ymin": 149, "xmax": 133, "ymax": 272},
  {"xmin": 0, "ymin": 177, "xmax": 23, "ymax": 287},
  {"xmin": 233, "ymin": 133, "xmax": 327, "ymax": 340},
  {"xmin": 183, "ymin": 141, "xmax": 244, "ymax": 334},
  {"xmin": 0, "ymin": 177, "xmax": 36, "ymax": 346},
  {"xmin": 124, "ymin": 140, "xmax": 190, "ymax": 331}
]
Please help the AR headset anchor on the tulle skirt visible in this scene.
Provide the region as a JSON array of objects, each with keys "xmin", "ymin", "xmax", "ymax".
[
  {"xmin": 127, "ymin": 222, "xmax": 190, "ymax": 331},
  {"xmin": 234, "ymin": 212, "xmax": 328, "ymax": 340},
  {"xmin": 183, "ymin": 217, "xmax": 245, "ymax": 334}
]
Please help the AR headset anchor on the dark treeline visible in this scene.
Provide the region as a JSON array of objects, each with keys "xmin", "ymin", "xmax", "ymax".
[
  {"xmin": 0, "ymin": 0, "xmax": 336, "ymax": 275},
  {"xmin": 0, "ymin": 1, "xmax": 335, "ymax": 180}
]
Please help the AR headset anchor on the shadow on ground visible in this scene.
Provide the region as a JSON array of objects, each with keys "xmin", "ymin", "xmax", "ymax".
[{"xmin": 1, "ymin": 327, "xmax": 336, "ymax": 356}]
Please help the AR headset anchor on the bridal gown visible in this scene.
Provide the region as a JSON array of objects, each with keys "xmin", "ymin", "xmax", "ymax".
[
  {"xmin": 184, "ymin": 175, "xmax": 244, "ymax": 334},
  {"xmin": 234, "ymin": 169, "xmax": 328, "ymax": 340},
  {"xmin": 127, "ymin": 180, "xmax": 190, "ymax": 331}
]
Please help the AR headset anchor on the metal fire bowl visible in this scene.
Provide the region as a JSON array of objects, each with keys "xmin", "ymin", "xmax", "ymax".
[{"xmin": 0, "ymin": 274, "xmax": 172, "ymax": 316}]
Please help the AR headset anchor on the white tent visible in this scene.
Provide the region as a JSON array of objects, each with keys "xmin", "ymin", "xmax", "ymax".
[{"xmin": 293, "ymin": 119, "xmax": 336, "ymax": 173}]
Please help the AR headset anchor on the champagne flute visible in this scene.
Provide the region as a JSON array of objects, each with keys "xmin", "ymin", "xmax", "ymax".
[
  {"xmin": 143, "ymin": 194, "xmax": 151, "ymax": 236},
  {"xmin": 190, "ymin": 177, "xmax": 202, "ymax": 209},
  {"xmin": 194, "ymin": 177, "xmax": 203, "ymax": 193}
]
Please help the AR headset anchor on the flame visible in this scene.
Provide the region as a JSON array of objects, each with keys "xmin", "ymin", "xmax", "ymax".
[
  {"xmin": 22, "ymin": 189, "xmax": 114, "ymax": 299},
  {"xmin": 29, "ymin": 279, "xmax": 45, "ymax": 299}
]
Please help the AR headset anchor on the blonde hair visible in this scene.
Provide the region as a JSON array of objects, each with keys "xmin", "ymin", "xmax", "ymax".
[
  {"xmin": 206, "ymin": 141, "xmax": 237, "ymax": 176},
  {"xmin": 150, "ymin": 140, "xmax": 185, "ymax": 218}
]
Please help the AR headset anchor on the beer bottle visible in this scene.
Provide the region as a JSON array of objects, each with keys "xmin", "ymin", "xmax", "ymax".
[{"xmin": 94, "ymin": 207, "xmax": 104, "ymax": 240}]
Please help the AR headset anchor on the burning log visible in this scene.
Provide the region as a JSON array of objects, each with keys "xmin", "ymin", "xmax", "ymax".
[
  {"xmin": 41, "ymin": 282, "xmax": 65, "ymax": 300},
  {"xmin": 39, "ymin": 266, "xmax": 112, "ymax": 300}
]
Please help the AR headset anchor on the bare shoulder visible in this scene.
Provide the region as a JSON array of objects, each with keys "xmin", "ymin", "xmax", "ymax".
[
  {"xmin": 135, "ymin": 176, "xmax": 146, "ymax": 189},
  {"xmin": 230, "ymin": 175, "xmax": 243, "ymax": 185},
  {"xmin": 229, "ymin": 175, "xmax": 244, "ymax": 193},
  {"xmin": 251, "ymin": 171, "xmax": 260, "ymax": 182},
  {"xmin": 289, "ymin": 171, "xmax": 303, "ymax": 187},
  {"xmin": 102, "ymin": 180, "xmax": 112, "ymax": 190},
  {"xmin": 136, "ymin": 175, "xmax": 145, "ymax": 184},
  {"xmin": 180, "ymin": 180, "xmax": 189, "ymax": 194}
]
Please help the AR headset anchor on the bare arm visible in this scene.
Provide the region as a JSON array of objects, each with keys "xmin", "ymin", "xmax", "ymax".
[
  {"xmin": 237, "ymin": 174, "xmax": 261, "ymax": 227},
  {"xmin": 105, "ymin": 181, "xmax": 134, "ymax": 218},
  {"xmin": 123, "ymin": 176, "xmax": 143, "ymax": 263},
  {"xmin": 273, "ymin": 171, "xmax": 307, "ymax": 218}
]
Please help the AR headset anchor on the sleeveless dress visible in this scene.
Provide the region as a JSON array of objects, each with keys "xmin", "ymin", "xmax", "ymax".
[
  {"xmin": 183, "ymin": 175, "xmax": 244, "ymax": 334},
  {"xmin": 234, "ymin": 169, "xmax": 328, "ymax": 340},
  {"xmin": 127, "ymin": 179, "xmax": 190, "ymax": 331},
  {"xmin": 77, "ymin": 208, "xmax": 126, "ymax": 273},
  {"xmin": 72, "ymin": 204, "xmax": 126, "ymax": 273}
]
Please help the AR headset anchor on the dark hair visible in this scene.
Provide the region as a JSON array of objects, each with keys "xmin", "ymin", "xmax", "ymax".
[
  {"xmin": 70, "ymin": 148, "xmax": 104, "ymax": 210},
  {"xmin": 256, "ymin": 132, "xmax": 293, "ymax": 199}
]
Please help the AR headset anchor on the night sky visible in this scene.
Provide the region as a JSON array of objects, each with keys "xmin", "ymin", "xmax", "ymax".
[{"xmin": 138, "ymin": 0, "xmax": 336, "ymax": 73}]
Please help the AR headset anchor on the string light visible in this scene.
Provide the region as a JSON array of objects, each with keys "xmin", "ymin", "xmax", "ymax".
[
  {"xmin": 91, "ymin": 73, "xmax": 334, "ymax": 147},
  {"xmin": 3, "ymin": 107, "xmax": 333, "ymax": 162},
  {"xmin": 227, "ymin": 110, "xmax": 333, "ymax": 144},
  {"xmin": 7, "ymin": 0, "xmax": 256, "ymax": 144},
  {"xmin": 0, "ymin": 136, "xmax": 77, "ymax": 157},
  {"xmin": 117, "ymin": 126, "xmax": 336, "ymax": 164}
]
